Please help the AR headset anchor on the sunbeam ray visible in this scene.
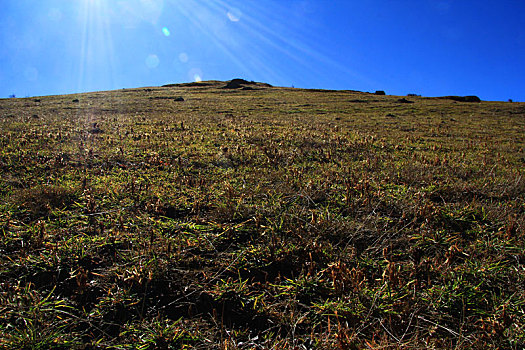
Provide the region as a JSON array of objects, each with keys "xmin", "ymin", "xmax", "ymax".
[
  {"xmin": 77, "ymin": 0, "xmax": 117, "ymax": 93},
  {"xmin": 170, "ymin": 0, "xmax": 255, "ymax": 81},
  {"xmin": 2, "ymin": 0, "xmax": 524, "ymax": 100},
  {"xmin": 74, "ymin": 0, "xmax": 376, "ymax": 92}
]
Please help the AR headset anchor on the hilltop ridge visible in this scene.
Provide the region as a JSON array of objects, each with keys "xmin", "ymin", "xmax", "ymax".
[{"xmin": 2, "ymin": 78, "xmax": 495, "ymax": 103}]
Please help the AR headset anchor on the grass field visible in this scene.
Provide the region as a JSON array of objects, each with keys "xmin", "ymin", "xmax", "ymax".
[{"xmin": 0, "ymin": 80, "xmax": 524, "ymax": 349}]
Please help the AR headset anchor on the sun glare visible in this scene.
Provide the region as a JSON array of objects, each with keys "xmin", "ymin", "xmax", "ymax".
[
  {"xmin": 78, "ymin": 0, "xmax": 116, "ymax": 92},
  {"xmin": 74, "ymin": 0, "xmax": 364, "ymax": 90}
]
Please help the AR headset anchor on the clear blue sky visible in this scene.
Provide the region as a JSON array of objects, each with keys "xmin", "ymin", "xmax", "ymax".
[{"xmin": 1, "ymin": 0, "xmax": 524, "ymax": 101}]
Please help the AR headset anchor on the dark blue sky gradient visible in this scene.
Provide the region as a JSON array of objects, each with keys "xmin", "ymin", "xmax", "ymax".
[{"xmin": 1, "ymin": 0, "xmax": 524, "ymax": 101}]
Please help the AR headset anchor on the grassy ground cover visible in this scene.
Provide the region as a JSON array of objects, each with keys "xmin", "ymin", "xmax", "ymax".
[{"xmin": 0, "ymin": 81, "xmax": 524, "ymax": 349}]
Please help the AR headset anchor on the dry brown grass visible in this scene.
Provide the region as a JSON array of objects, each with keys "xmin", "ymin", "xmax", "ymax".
[{"xmin": 0, "ymin": 80, "xmax": 524, "ymax": 349}]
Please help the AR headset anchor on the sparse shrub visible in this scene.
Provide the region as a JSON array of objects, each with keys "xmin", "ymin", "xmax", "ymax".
[
  {"xmin": 440, "ymin": 95, "xmax": 481, "ymax": 102},
  {"xmin": 10, "ymin": 185, "xmax": 77, "ymax": 220},
  {"xmin": 224, "ymin": 79, "xmax": 250, "ymax": 89}
]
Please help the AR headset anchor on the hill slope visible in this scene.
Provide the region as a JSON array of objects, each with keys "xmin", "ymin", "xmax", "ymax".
[{"xmin": 1, "ymin": 81, "xmax": 524, "ymax": 349}]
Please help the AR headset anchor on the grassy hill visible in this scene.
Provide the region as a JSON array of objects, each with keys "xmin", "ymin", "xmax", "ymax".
[{"xmin": 0, "ymin": 80, "xmax": 524, "ymax": 349}]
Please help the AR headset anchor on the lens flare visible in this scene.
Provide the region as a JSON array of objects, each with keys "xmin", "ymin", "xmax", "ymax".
[
  {"xmin": 178, "ymin": 52, "xmax": 189, "ymax": 63},
  {"xmin": 188, "ymin": 68, "xmax": 203, "ymax": 82},
  {"xmin": 227, "ymin": 8, "xmax": 242, "ymax": 22},
  {"xmin": 74, "ymin": 0, "xmax": 374, "ymax": 94},
  {"xmin": 146, "ymin": 54, "xmax": 160, "ymax": 69}
]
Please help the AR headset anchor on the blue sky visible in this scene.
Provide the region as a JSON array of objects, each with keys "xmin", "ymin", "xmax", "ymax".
[{"xmin": 1, "ymin": 0, "xmax": 524, "ymax": 101}]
